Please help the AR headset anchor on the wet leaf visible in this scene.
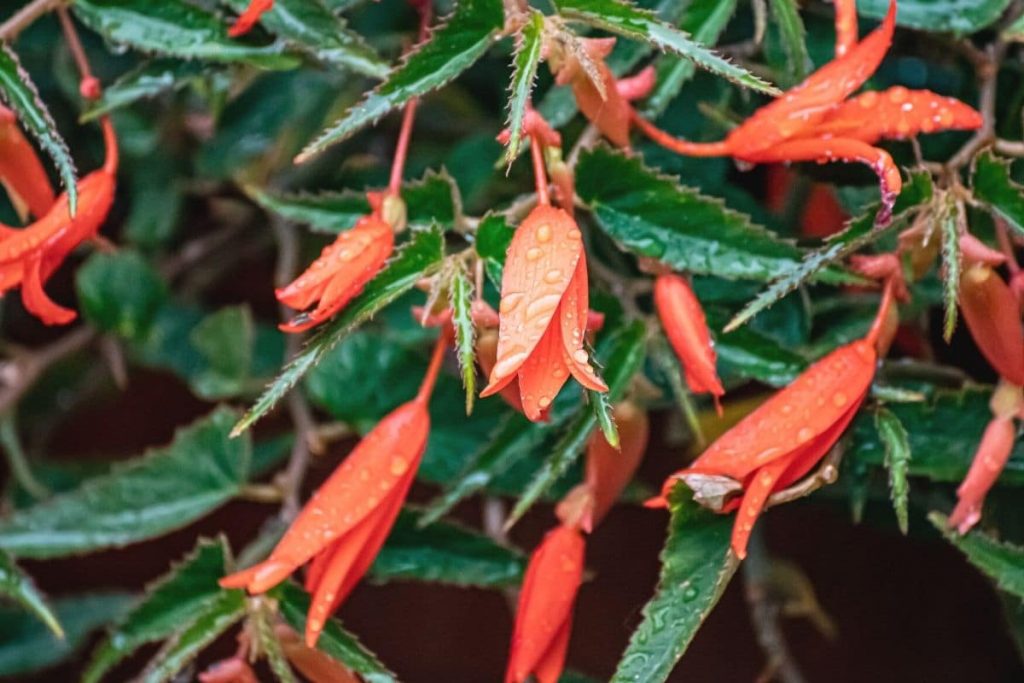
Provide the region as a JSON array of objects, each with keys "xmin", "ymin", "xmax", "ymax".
[
  {"xmin": 973, "ymin": 151, "xmax": 1024, "ymax": 238},
  {"xmin": 930, "ymin": 513, "xmax": 1024, "ymax": 599},
  {"xmin": 502, "ymin": 10, "xmax": 545, "ymax": 165},
  {"xmin": 859, "ymin": 0, "xmax": 1012, "ymax": 35},
  {"xmin": 875, "ymin": 408, "xmax": 912, "ymax": 534},
  {"xmin": 0, "ymin": 551, "xmax": 62, "ymax": 639}
]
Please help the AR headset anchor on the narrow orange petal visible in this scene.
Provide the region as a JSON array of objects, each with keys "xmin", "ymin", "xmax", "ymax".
[
  {"xmin": 228, "ymin": 0, "xmax": 274, "ymax": 37},
  {"xmin": 22, "ymin": 255, "xmax": 75, "ymax": 325},
  {"xmin": 532, "ymin": 615, "xmax": 573, "ymax": 683},
  {"xmin": 949, "ymin": 416, "xmax": 1017, "ymax": 534},
  {"xmin": 654, "ymin": 274, "xmax": 724, "ymax": 400},
  {"xmin": 0, "ymin": 106, "xmax": 55, "ymax": 219},
  {"xmin": 813, "ymin": 88, "xmax": 983, "ymax": 143},
  {"xmin": 834, "ymin": 0, "xmax": 859, "ymax": 58},
  {"xmin": 959, "ymin": 266, "xmax": 1024, "ymax": 385},
  {"xmin": 731, "ymin": 457, "xmax": 792, "ymax": 559},
  {"xmin": 517, "ymin": 319, "xmax": 570, "ymax": 421},
  {"xmin": 559, "ymin": 255, "xmax": 608, "ymax": 393},
  {"xmin": 571, "ymin": 60, "xmax": 634, "ymax": 148}
]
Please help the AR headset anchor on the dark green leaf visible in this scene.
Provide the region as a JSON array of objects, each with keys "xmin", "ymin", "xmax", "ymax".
[
  {"xmin": 450, "ymin": 267, "xmax": 477, "ymax": 413},
  {"xmin": 768, "ymin": 0, "xmax": 810, "ymax": 82},
  {"xmin": 0, "ymin": 409, "xmax": 250, "ymax": 557},
  {"xmin": 252, "ymin": 597, "xmax": 297, "ymax": 683},
  {"xmin": 973, "ymin": 151, "xmax": 1024, "ymax": 238},
  {"xmin": 611, "ymin": 490, "xmax": 738, "ymax": 683},
  {"xmin": 712, "ymin": 318, "xmax": 808, "ymax": 387},
  {"xmin": 0, "ymin": 551, "xmax": 61, "ymax": 639},
  {"xmin": 235, "ymin": 226, "xmax": 446, "ymax": 435},
  {"xmin": 475, "ymin": 213, "xmax": 514, "ymax": 286},
  {"xmin": 275, "ymin": 582, "xmax": 398, "ymax": 683},
  {"xmin": 0, "ymin": 44, "xmax": 77, "ymax": 212},
  {"xmin": 859, "ymin": 0, "xmax": 1012, "ymax": 35},
  {"xmin": 874, "ymin": 408, "xmax": 911, "ymax": 535},
  {"xmin": 76, "ymin": 251, "xmax": 168, "ymax": 339},
  {"xmin": 82, "ymin": 59, "xmax": 206, "ymax": 122},
  {"xmin": 502, "ymin": 10, "xmax": 545, "ymax": 165},
  {"xmin": 930, "ymin": 512, "xmax": 1024, "ymax": 599},
  {"xmin": 554, "ymin": 0, "xmax": 778, "ymax": 95},
  {"xmin": 84, "ymin": 538, "xmax": 236, "ymax": 683},
  {"xmin": 72, "ymin": 0, "xmax": 300, "ymax": 69},
  {"xmin": 296, "ymin": 0, "xmax": 504, "ymax": 162},
  {"xmin": 189, "ymin": 306, "xmax": 256, "ymax": 398},
  {"xmin": 124, "ymin": 161, "xmax": 185, "ymax": 249}
]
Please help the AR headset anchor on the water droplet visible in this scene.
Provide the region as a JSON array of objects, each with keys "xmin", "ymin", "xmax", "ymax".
[
  {"xmin": 572, "ymin": 349, "xmax": 588, "ymax": 363},
  {"xmin": 539, "ymin": 396, "xmax": 552, "ymax": 408},
  {"xmin": 833, "ymin": 392, "xmax": 848, "ymax": 407},
  {"xmin": 536, "ymin": 224, "xmax": 552, "ymax": 243},
  {"xmin": 526, "ymin": 247, "xmax": 542, "ymax": 261},
  {"xmin": 390, "ymin": 457, "xmax": 409, "ymax": 476},
  {"xmin": 797, "ymin": 427, "xmax": 814, "ymax": 443},
  {"xmin": 500, "ymin": 293, "xmax": 523, "ymax": 313},
  {"xmin": 567, "ymin": 229, "xmax": 582, "ymax": 240},
  {"xmin": 544, "ymin": 268, "xmax": 563, "ymax": 283}
]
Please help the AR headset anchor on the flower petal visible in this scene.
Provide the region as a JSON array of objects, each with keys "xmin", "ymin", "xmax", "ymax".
[
  {"xmin": 959, "ymin": 265, "xmax": 1024, "ymax": 385},
  {"xmin": 654, "ymin": 273, "xmax": 724, "ymax": 400},
  {"xmin": 813, "ymin": 88, "xmax": 983, "ymax": 143}
]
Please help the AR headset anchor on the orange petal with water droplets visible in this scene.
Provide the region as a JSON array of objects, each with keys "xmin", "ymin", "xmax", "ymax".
[
  {"xmin": 505, "ymin": 524, "xmax": 584, "ymax": 683},
  {"xmin": 949, "ymin": 416, "xmax": 1016, "ymax": 534},
  {"xmin": 959, "ymin": 265, "xmax": 1024, "ymax": 385},
  {"xmin": 517, "ymin": 317, "xmax": 570, "ymax": 422},
  {"xmin": 813, "ymin": 88, "xmax": 983, "ymax": 143},
  {"xmin": 730, "ymin": 457, "xmax": 791, "ymax": 559},
  {"xmin": 834, "ymin": 0, "xmax": 858, "ymax": 57},
  {"xmin": 228, "ymin": 0, "xmax": 274, "ymax": 37},
  {"xmin": 586, "ymin": 402, "xmax": 650, "ymax": 527},
  {"xmin": 559, "ymin": 256, "xmax": 607, "ymax": 393},
  {"xmin": 476, "ymin": 329, "xmax": 525, "ymax": 413},
  {"xmin": 654, "ymin": 274, "xmax": 724, "ymax": 400}
]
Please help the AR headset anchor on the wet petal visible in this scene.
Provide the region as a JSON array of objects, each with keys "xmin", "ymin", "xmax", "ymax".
[
  {"xmin": 959, "ymin": 265, "xmax": 1024, "ymax": 385},
  {"xmin": 654, "ymin": 273, "xmax": 724, "ymax": 401},
  {"xmin": 949, "ymin": 416, "xmax": 1017, "ymax": 534},
  {"xmin": 814, "ymin": 88, "xmax": 983, "ymax": 143}
]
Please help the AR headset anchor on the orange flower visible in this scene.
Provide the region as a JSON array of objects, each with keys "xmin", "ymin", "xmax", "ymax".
[
  {"xmin": 228, "ymin": 0, "xmax": 274, "ymax": 37},
  {"xmin": 276, "ymin": 192, "xmax": 396, "ymax": 333},
  {"xmin": 198, "ymin": 657, "xmax": 259, "ymax": 683},
  {"xmin": 220, "ymin": 331, "xmax": 448, "ymax": 646},
  {"xmin": 0, "ymin": 117, "xmax": 118, "ymax": 326},
  {"xmin": 654, "ymin": 273, "xmax": 724, "ymax": 408},
  {"xmin": 0, "ymin": 105, "xmax": 55, "ymax": 221},
  {"xmin": 505, "ymin": 523, "xmax": 585, "ymax": 683},
  {"xmin": 275, "ymin": 624, "xmax": 362, "ymax": 683},
  {"xmin": 958, "ymin": 263, "xmax": 1024, "ymax": 386},
  {"xmin": 480, "ymin": 205, "xmax": 608, "ymax": 421}
]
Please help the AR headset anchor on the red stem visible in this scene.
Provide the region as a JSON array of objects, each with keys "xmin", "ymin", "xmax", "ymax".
[
  {"xmin": 866, "ymin": 277, "xmax": 895, "ymax": 349},
  {"xmin": 387, "ymin": 3, "xmax": 433, "ymax": 197},
  {"xmin": 631, "ymin": 112, "xmax": 732, "ymax": 157},
  {"xmin": 415, "ymin": 329, "xmax": 450, "ymax": 404}
]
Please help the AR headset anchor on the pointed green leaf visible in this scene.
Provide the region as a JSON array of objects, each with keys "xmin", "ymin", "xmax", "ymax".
[
  {"xmin": 930, "ymin": 513, "xmax": 1024, "ymax": 599},
  {"xmin": 502, "ymin": 10, "xmax": 545, "ymax": 165},
  {"xmin": 0, "ymin": 44, "xmax": 77, "ymax": 212},
  {"xmin": 0, "ymin": 551, "xmax": 61, "ymax": 639},
  {"xmin": 939, "ymin": 194, "xmax": 961, "ymax": 341},
  {"xmin": 973, "ymin": 151, "xmax": 1024, "ymax": 238},
  {"xmin": 450, "ymin": 267, "xmax": 477, "ymax": 414},
  {"xmin": 72, "ymin": 0, "xmax": 300, "ymax": 69},
  {"xmin": 874, "ymin": 408, "xmax": 912, "ymax": 534},
  {"xmin": 235, "ymin": 226, "xmax": 446, "ymax": 435},
  {"xmin": 82, "ymin": 59, "xmax": 206, "ymax": 122},
  {"xmin": 0, "ymin": 409, "xmax": 250, "ymax": 558},
  {"xmin": 859, "ymin": 0, "xmax": 1012, "ymax": 35},
  {"xmin": 611, "ymin": 490, "xmax": 739, "ymax": 683},
  {"xmin": 590, "ymin": 387, "xmax": 620, "ymax": 450},
  {"xmin": 252, "ymin": 598, "xmax": 297, "ymax": 683},
  {"xmin": 768, "ymin": 0, "xmax": 810, "ymax": 82},
  {"xmin": 710, "ymin": 314, "xmax": 807, "ymax": 387},
  {"xmin": 296, "ymin": 0, "xmax": 504, "ymax": 162},
  {"xmin": 553, "ymin": 0, "xmax": 778, "ymax": 95}
]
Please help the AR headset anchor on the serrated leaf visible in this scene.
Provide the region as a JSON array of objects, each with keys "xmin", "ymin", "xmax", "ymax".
[
  {"xmin": 768, "ymin": 0, "xmax": 810, "ymax": 82},
  {"xmin": 590, "ymin": 387, "xmax": 620, "ymax": 449},
  {"xmin": 84, "ymin": 538, "xmax": 236, "ymax": 683},
  {"xmin": 973, "ymin": 151, "xmax": 1024, "ymax": 238},
  {"xmin": 252, "ymin": 597, "xmax": 297, "ymax": 683},
  {"xmin": 710, "ymin": 313, "xmax": 808, "ymax": 387},
  {"xmin": 76, "ymin": 250, "xmax": 168, "ymax": 340},
  {"xmin": 0, "ymin": 593, "xmax": 133, "ymax": 678},
  {"xmin": 371, "ymin": 509, "xmax": 524, "ymax": 587},
  {"xmin": 274, "ymin": 582, "xmax": 398, "ymax": 683},
  {"xmin": 875, "ymin": 408, "xmax": 911, "ymax": 534},
  {"xmin": 611, "ymin": 489, "xmax": 738, "ymax": 683},
  {"xmin": 859, "ymin": 0, "xmax": 1012, "ymax": 35},
  {"xmin": 247, "ymin": 170, "xmax": 459, "ymax": 234},
  {"xmin": 0, "ymin": 44, "xmax": 78, "ymax": 212},
  {"xmin": 296, "ymin": 0, "xmax": 504, "ymax": 162},
  {"xmin": 0, "ymin": 551, "xmax": 61, "ymax": 639},
  {"xmin": 450, "ymin": 267, "xmax": 477, "ymax": 413},
  {"xmin": 553, "ymin": 0, "xmax": 778, "ymax": 95},
  {"xmin": 0, "ymin": 409, "xmax": 250, "ymax": 558},
  {"xmin": 502, "ymin": 10, "xmax": 545, "ymax": 165},
  {"xmin": 939, "ymin": 194, "xmax": 961, "ymax": 341},
  {"xmin": 72, "ymin": 0, "xmax": 300, "ymax": 69},
  {"xmin": 82, "ymin": 59, "xmax": 206, "ymax": 122},
  {"xmin": 726, "ymin": 171, "xmax": 934, "ymax": 331},
  {"xmin": 930, "ymin": 513, "xmax": 1024, "ymax": 599},
  {"xmin": 223, "ymin": 0, "xmax": 387, "ymax": 77},
  {"xmin": 235, "ymin": 226, "xmax": 446, "ymax": 435},
  {"xmin": 507, "ymin": 321, "xmax": 647, "ymax": 528},
  {"xmin": 475, "ymin": 213, "xmax": 514, "ymax": 286}
]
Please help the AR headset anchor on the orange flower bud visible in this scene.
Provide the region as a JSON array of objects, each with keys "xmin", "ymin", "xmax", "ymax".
[
  {"xmin": 653, "ymin": 273, "xmax": 724, "ymax": 407},
  {"xmin": 959, "ymin": 265, "xmax": 1024, "ymax": 386},
  {"xmin": 551, "ymin": 38, "xmax": 633, "ymax": 148},
  {"xmin": 584, "ymin": 401, "xmax": 649, "ymax": 528},
  {"xmin": 949, "ymin": 415, "xmax": 1017, "ymax": 534}
]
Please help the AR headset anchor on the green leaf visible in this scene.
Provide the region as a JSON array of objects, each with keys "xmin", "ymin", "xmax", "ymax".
[
  {"xmin": 590, "ymin": 387, "xmax": 620, "ymax": 450},
  {"xmin": 553, "ymin": 0, "xmax": 778, "ymax": 95},
  {"xmin": 502, "ymin": 10, "xmax": 545, "ymax": 165},
  {"xmin": 859, "ymin": 0, "xmax": 1012, "ymax": 35},
  {"xmin": 76, "ymin": 251, "xmax": 168, "ymax": 340},
  {"xmin": 371, "ymin": 510, "xmax": 524, "ymax": 587},
  {"xmin": 72, "ymin": 0, "xmax": 301, "ymax": 69},
  {"xmin": 235, "ymin": 226, "xmax": 446, "ymax": 435},
  {"xmin": 223, "ymin": 0, "xmax": 388, "ymax": 77},
  {"xmin": 275, "ymin": 582, "xmax": 398, "ymax": 683},
  {"xmin": 930, "ymin": 513, "xmax": 1024, "ymax": 599},
  {"xmin": 0, "ymin": 409, "xmax": 250, "ymax": 558},
  {"xmin": 643, "ymin": 0, "xmax": 739, "ymax": 117},
  {"xmin": 768, "ymin": 0, "xmax": 810, "ymax": 82},
  {"xmin": 475, "ymin": 213, "xmax": 514, "ymax": 286},
  {"xmin": 874, "ymin": 408, "xmax": 912, "ymax": 535},
  {"xmin": 726, "ymin": 171, "xmax": 934, "ymax": 332},
  {"xmin": 124, "ymin": 161, "xmax": 185, "ymax": 249},
  {"xmin": 189, "ymin": 306, "xmax": 256, "ymax": 398},
  {"xmin": 251, "ymin": 597, "xmax": 297, "ymax": 683},
  {"xmin": 973, "ymin": 151, "xmax": 1024, "ymax": 238},
  {"xmin": 296, "ymin": 0, "xmax": 504, "ymax": 162},
  {"xmin": 506, "ymin": 321, "xmax": 647, "ymax": 528},
  {"xmin": 450, "ymin": 267, "xmax": 477, "ymax": 414},
  {"xmin": 0, "ymin": 551, "xmax": 61, "ymax": 639},
  {"xmin": 0, "ymin": 593, "xmax": 133, "ymax": 678},
  {"xmin": 577, "ymin": 147, "xmax": 839, "ymax": 282},
  {"xmin": 1004, "ymin": 13, "xmax": 1024, "ymax": 41},
  {"xmin": 0, "ymin": 44, "xmax": 78, "ymax": 212},
  {"xmin": 611, "ymin": 490, "xmax": 739, "ymax": 683},
  {"xmin": 939, "ymin": 194, "xmax": 961, "ymax": 341},
  {"xmin": 84, "ymin": 538, "xmax": 236, "ymax": 683},
  {"xmin": 710, "ymin": 314, "xmax": 807, "ymax": 387},
  {"xmin": 82, "ymin": 59, "xmax": 206, "ymax": 122},
  {"xmin": 247, "ymin": 170, "xmax": 459, "ymax": 233}
]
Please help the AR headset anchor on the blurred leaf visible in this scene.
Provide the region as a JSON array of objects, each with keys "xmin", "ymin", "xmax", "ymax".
[
  {"xmin": 1004, "ymin": 13, "xmax": 1024, "ymax": 41},
  {"xmin": 73, "ymin": 0, "xmax": 301, "ymax": 69},
  {"xmin": 296, "ymin": 0, "xmax": 504, "ymax": 162},
  {"xmin": 859, "ymin": 0, "xmax": 1012, "ymax": 34},
  {"xmin": 84, "ymin": 538, "xmax": 236, "ymax": 683},
  {"xmin": 931, "ymin": 513, "xmax": 1024, "ymax": 599},
  {"xmin": 0, "ymin": 409, "xmax": 250, "ymax": 558},
  {"xmin": 768, "ymin": 0, "xmax": 810, "ymax": 82},
  {"xmin": 973, "ymin": 151, "xmax": 1024, "ymax": 238},
  {"xmin": 370, "ymin": 510, "xmax": 524, "ymax": 587},
  {"xmin": 75, "ymin": 251, "xmax": 168, "ymax": 340},
  {"xmin": 450, "ymin": 267, "xmax": 477, "ymax": 413},
  {"xmin": 475, "ymin": 213, "xmax": 514, "ymax": 286},
  {"xmin": 502, "ymin": 10, "xmax": 545, "ymax": 165},
  {"xmin": 189, "ymin": 306, "xmax": 256, "ymax": 398},
  {"xmin": 275, "ymin": 582, "xmax": 398, "ymax": 683},
  {"xmin": 82, "ymin": 59, "xmax": 206, "ymax": 121},
  {"xmin": 251, "ymin": 597, "xmax": 297, "ymax": 683},
  {"xmin": 0, "ymin": 44, "xmax": 78, "ymax": 212},
  {"xmin": 939, "ymin": 194, "xmax": 960, "ymax": 340},
  {"xmin": 0, "ymin": 593, "xmax": 133, "ymax": 678},
  {"xmin": 124, "ymin": 162, "xmax": 184, "ymax": 249},
  {"xmin": 711, "ymin": 314, "xmax": 808, "ymax": 387},
  {"xmin": 875, "ymin": 408, "xmax": 911, "ymax": 535},
  {"xmin": 235, "ymin": 226, "xmax": 445, "ymax": 435},
  {"xmin": 0, "ymin": 551, "xmax": 62, "ymax": 639},
  {"xmin": 611, "ymin": 490, "xmax": 738, "ymax": 683}
]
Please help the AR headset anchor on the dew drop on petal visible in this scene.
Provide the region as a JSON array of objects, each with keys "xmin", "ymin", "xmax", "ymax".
[
  {"xmin": 526, "ymin": 247, "xmax": 543, "ymax": 261},
  {"xmin": 536, "ymin": 224, "xmax": 552, "ymax": 243}
]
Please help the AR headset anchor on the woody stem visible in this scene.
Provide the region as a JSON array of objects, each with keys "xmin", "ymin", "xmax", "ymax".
[
  {"xmin": 416, "ymin": 329, "xmax": 450, "ymax": 404},
  {"xmin": 0, "ymin": 0, "xmax": 62, "ymax": 42},
  {"xmin": 530, "ymin": 132, "xmax": 550, "ymax": 206}
]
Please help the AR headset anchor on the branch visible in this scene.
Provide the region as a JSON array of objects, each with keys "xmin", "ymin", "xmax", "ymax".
[
  {"xmin": 0, "ymin": 0, "xmax": 63, "ymax": 42},
  {"xmin": 0, "ymin": 326, "xmax": 95, "ymax": 416}
]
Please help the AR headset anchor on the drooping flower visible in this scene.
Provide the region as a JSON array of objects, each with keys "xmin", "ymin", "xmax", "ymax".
[
  {"xmin": 653, "ymin": 273, "xmax": 725, "ymax": 408},
  {"xmin": 276, "ymin": 192, "xmax": 396, "ymax": 333},
  {"xmin": 0, "ymin": 105, "xmax": 55, "ymax": 221},
  {"xmin": 220, "ymin": 331, "xmax": 449, "ymax": 646},
  {"xmin": 228, "ymin": 0, "xmax": 274, "ymax": 37},
  {"xmin": 958, "ymin": 261, "xmax": 1024, "ymax": 386},
  {"xmin": 481, "ymin": 205, "xmax": 608, "ymax": 421},
  {"xmin": 0, "ymin": 117, "xmax": 118, "ymax": 326},
  {"xmin": 504, "ymin": 523, "xmax": 585, "ymax": 683}
]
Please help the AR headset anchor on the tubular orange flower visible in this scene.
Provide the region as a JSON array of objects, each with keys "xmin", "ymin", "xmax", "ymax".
[
  {"xmin": 655, "ymin": 280, "xmax": 896, "ymax": 559},
  {"xmin": 274, "ymin": 624, "xmax": 362, "ymax": 683},
  {"xmin": 551, "ymin": 38, "xmax": 634, "ymax": 149},
  {"xmin": 480, "ymin": 205, "xmax": 608, "ymax": 421},
  {"xmin": 228, "ymin": 0, "xmax": 274, "ymax": 37},
  {"xmin": 958, "ymin": 264, "xmax": 1024, "ymax": 386},
  {"xmin": 276, "ymin": 192, "xmax": 395, "ymax": 333},
  {"xmin": 505, "ymin": 523, "xmax": 585, "ymax": 683},
  {"xmin": 654, "ymin": 273, "xmax": 724, "ymax": 408},
  {"xmin": 220, "ymin": 331, "xmax": 449, "ymax": 646},
  {"xmin": 0, "ymin": 105, "xmax": 55, "ymax": 221},
  {"xmin": 0, "ymin": 116, "xmax": 118, "ymax": 326}
]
